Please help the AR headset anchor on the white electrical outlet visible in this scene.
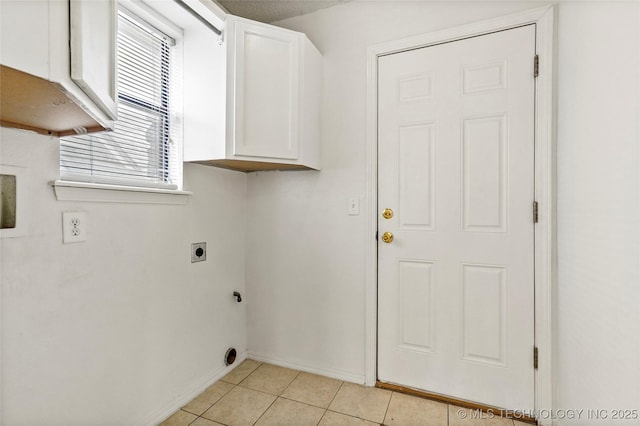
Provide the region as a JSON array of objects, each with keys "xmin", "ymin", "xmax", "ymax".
[{"xmin": 63, "ymin": 211, "xmax": 87, "ymax": 243}]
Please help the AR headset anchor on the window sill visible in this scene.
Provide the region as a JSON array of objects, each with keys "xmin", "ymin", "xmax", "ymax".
[{"xmin": 52, "ymin": 180, "xmax": 192, "ymax": 205}]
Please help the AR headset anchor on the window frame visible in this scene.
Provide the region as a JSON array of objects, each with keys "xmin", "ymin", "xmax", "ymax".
[{"xmin": 56, "ymin": 0, "xmax": 186, "ymax": 200}]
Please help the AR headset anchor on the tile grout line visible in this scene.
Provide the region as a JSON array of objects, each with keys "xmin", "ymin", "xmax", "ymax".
[
  {"xmin": 185, "ymin": 414, "xmax": 198, "ymax": 426},
  {"xmin": 250, "ymin": 369, "xmax": 302, "ymax": 426},
  {"xmin": 317, "ymin": 381, "xmax": 345, "ymax": 425},
  {"xmin": 235, "ymin": 377, "xmax": 301, "ymax": 396},
  {"xmin": 325, "ymin": 379, "xmax": 344, "ymax": 410},
  {"xmin": 193, "ymin": 361, "xmax": 262, "ymax": 422},
  {"xmin": 381, "ymin": 391, "xmax": 393, "ymax": 425},
  {"xmin": 314, "ymin": 405, "xmax": 327, "ymax": 426},
  {"xmin": 279, "ymin": 370, "xmax": 344, "ymax": 412},
  {"xmin": 194, "ymin": 414, "xmax": 227, "ymax": 426},
  {"xmin": 228, "ymin": 360, "xmax": 263, "ymax": 387},
  {"xmin": 322, "ymin": 381, "xmax": 395, "ymax": 424},
  {"xmin": 446, "ymin": 403, "xmax": 450, "ymax": 426},
  {"xmin": 278, "ymin": 394, "xmax": 334, "ymax": 411},
  {"xmin": 324, "ymin": 407, "xmax": 390, "ymax": 425},
  {"xmin": 183, "ymin": 382, "xmax": 237, "ymax": 418},
  {"xmin": 191, "ymin": 361, "xmax": 261, "ymax": 425},
  {"xmin": 250, "ymin": 395, "xmax": 279, "ymax": 425},
  {"xmin": 326, "ymin": 380, "xmax": 345, "ymax": 410},
  {"xmin": 282, "ymin": 369, "xmax": 303, "ymax": 394}
]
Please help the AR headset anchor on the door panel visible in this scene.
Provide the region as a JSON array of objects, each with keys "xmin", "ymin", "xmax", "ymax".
[
  {"xmin": 377, "ymin": 25, "xmax": 536, "ymax": 410},
  {"xmin": 398, "ymin": 123, "xmax": 435, "ymax": 230},
  {"xmin": 398, "ymin": 259, "xmax": 436, "ymax": 353},
  {"xmin": 462, "ymin": 114, "xmax": 507, "ymax": 232},
  {"xmin": 461, "ymin": 263, "xmax": 507, "ymax": 366}
]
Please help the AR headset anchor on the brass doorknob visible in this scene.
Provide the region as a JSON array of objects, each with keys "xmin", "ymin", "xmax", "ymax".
[
  {"xmin": 382, "ymin": 208, "xmax": 393, "ymax": 219},
  {"xmin": 382, "ymin": 231, "xmax": 394, "ymax": 243}
]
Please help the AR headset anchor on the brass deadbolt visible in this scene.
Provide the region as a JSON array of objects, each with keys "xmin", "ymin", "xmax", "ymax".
[
  {"xmin": 382, "ymin": 231, "xmax": 394, "ymax": 243},
  {"xmin": 382, "ymin": 208, "xmax": 393, "ymax": 219}
]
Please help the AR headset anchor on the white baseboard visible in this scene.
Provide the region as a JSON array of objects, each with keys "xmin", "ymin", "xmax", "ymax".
[
  {"xmin": 247, "ymin": 351, "xmax": 365, "ymax": 385},
  {"xmin": 144, "ymin": 350, "xmax": 248, "ymax": 426}
]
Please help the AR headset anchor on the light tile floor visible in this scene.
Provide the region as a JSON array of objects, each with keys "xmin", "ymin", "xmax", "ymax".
[{"xmin": 159, "ymin": 360, "xmax": 531, "ymax": 426}]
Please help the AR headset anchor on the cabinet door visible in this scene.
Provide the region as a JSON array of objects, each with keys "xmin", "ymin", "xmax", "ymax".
[
  {"xmin": 69, "ymin": 0, "xmax": 118, "ymax": 120},
  {"xmin": 0, "ymin": 1, "xmax": 50, "ymax": 79},
  {"xmin": 233, "ymin": 20, "xmax": 300, "ymax": 160}
]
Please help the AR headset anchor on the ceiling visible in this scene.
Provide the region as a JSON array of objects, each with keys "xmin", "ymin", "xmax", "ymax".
[{"xmin": 216, "ymin": 0, "xmax": 350, "ymax": 23}]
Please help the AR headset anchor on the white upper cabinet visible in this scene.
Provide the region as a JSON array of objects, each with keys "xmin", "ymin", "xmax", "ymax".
[
  {"xmin": 183, "ymin": 15, "xmax": 322, "ymax": 172},
  {"xmin": 232, "ymin": 19, "xmax": 300, "ymax": 160},
  {"xmin": 0, "ymin": 0, "xmax": 117, "ymax": 136},
  {"xmin": 69, "ymin": 0, "xmax": 118, "ymax": 121}
]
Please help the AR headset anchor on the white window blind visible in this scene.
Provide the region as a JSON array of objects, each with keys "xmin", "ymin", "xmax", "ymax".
[{"xmin": 61, "ymin": 9, "xmax": 180, "ymax": 190}]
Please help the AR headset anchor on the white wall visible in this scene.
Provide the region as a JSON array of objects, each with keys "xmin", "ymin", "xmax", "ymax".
[
  {"xmin": 246, "ymin": 0, "xmax": 640, "ymax": 419},
  {"xmin": 0, "ymin": 127, "xmax": 247, "ymax": 425},
  {"xmin": 555, "ymin": 2, "xmax": 640, "ymax": 420}
]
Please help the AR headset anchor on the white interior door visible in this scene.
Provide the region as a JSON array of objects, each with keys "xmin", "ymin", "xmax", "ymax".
[{"xmin": 377, "ymin": 25, "xmax": 536, "ymax": 410}]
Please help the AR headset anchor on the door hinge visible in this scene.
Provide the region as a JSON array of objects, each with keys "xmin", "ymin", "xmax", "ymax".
[
  {"xmin": 533, "ymin": 201, "xmax": 539, "ymax": 223},
  {"xmin": 533, "ymin": 346, "xmax": 539, "ymax": 369},
  {"xmin": 534, "ymin": 55, "xmax": 540, "ymax": 78}
]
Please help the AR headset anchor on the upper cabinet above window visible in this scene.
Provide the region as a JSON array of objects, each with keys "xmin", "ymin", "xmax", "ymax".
[
  {"xmin": 1, "ymin": 0, "xmax": 321, "ymax": 172},
  {"xmin": 69, "ymin": 0, "xmax": 118, "ymax": 122},
  {"xmin": 183, "ymin": 15, "xmax": 323, "ymax": 172},
  {"xmin": 0, "ymin": 0, "xmax": 117, "ymax": 136}
]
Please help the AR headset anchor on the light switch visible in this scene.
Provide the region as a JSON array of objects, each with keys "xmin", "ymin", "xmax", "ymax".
[{"xmin": 348, "ymin": 196, "xmax": 360, "ymax": 215}]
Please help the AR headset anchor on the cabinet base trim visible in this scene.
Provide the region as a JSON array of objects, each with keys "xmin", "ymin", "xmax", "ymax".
[
  {"xmin": 0, "ymin": 65, "xmax": 104, "ymax": 136},
  {"xmin": 191, "ymin": 159, "xmax": 315, "ymax": 172}
]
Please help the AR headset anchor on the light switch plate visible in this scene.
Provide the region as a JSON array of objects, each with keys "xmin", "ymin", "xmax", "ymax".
[
  {"xmin": 348, "ymin": 196, "xmax": 360, "ymax": 215},
  {"xmin": 62, "ymin": 211, "xmax": 86, "ymax": 243}
]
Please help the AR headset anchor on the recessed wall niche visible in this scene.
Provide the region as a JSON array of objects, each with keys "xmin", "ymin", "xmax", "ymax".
[
  {"xmin": 0, "ymin": 164, "xmax": 27, "ymax": 238},
  {"xmin": 0, "ymin": 174, "xmax": 17, "ymax": 229}
]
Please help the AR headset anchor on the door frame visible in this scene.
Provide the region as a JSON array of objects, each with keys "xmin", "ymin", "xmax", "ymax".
[{"xmin": 364, "ymin": 5, "xmax": 556, "ymax": 422}]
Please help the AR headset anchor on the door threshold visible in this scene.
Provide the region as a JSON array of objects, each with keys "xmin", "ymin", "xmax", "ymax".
[{"xmin": 376, "ymin": 381, "xmax": 537, "ymax": 424}]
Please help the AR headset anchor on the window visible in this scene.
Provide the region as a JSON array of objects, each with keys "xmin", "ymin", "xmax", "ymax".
[{"xmin": 60, "ymin": 7, "xmax": 181, "ymax": 190}]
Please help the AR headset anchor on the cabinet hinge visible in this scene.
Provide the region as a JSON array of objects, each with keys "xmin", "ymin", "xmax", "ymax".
[
  {"xmin": 534, "ymin": 55, "xmax": 540, "ymax": 78},
  {"xmin": 534, "ymin": 346, "xmax": 539, "ymax": 369},
  {"xmin": 533, "ymin": 201, "xmax": 539, "ymax": 224},
  {"xmin": 375, "ymin": 231, "xmax": 379, "ymax": 241}
]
